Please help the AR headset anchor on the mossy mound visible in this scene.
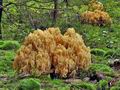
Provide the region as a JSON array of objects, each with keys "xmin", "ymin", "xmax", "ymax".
[
  {"xmin": 90, "ymin": 64, "xmax": 114, "ymax": 75},
  {"xmin": 91, "ymin": 48, "xmax": 106, "ymax": 56},
  {"xmin": 0, "ymin": 40, "xmax": 20, "ymax": 50},
  {"xmin": 17, "ymin": 78, "xmax": 40, "ymax": 90},
  {"xmin": 99, "ymin": 80, "xmax": 109, "ymax": 89}
]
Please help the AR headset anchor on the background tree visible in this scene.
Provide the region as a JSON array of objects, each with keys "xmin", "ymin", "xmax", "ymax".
[{"xmin": 0, "ymin": 0, "xmax": 3, "ymax": 39}]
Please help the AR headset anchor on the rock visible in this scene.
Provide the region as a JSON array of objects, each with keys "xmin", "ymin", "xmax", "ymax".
[
  {"xmin": 109, "ymin": 59, "xmax": 120, "ymax": 70},
  {"xmin": 83, "ymin": 77, "xmax": 90, "ymax": 82},
  {"xmin": 89, "ymin": 72, "xmax": 105, "ymax": 82}
]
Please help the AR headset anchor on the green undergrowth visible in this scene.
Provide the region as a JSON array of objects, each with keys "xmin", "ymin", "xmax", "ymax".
[
  {"xmin": 0, "ymin": 40, "xmax": 20, "ymax": 77},
  {"xmin": 0, "ymin": 50, "xmax": 16, "ymax": 78}
]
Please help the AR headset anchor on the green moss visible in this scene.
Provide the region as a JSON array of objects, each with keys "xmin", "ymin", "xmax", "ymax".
[
  {"xmin": 0, "ymin": 41, "xmax": 4, "ymax": 45},
  {"xmin": 91, "ymin": 48, "xmax": 106, "ymax": 56},
  {"xmin": 17, "ymin": 78, "xmax": 40, "ymax": 90},
  {"xmin": 0, "ymin": 40, "xmax": 20, "ymax": 50},
  {"xmin": 116, "ymin": 81, "xmax": 120, "ymax": 87},
  {"xmin": 71, "ymin": 82, "xmax": 96, "ymax": 90},
  {"xmin": 0, "ymin": 81, "xmax": 3, "ymax": 86},
  {"xmin": 105, "ymin": 49, "xmax": 120, "ymax": 58},
  {"xmin": 110, "ymin": 86, "xmax": 120, "ymax": 90},
  {"xmin": 50, "ymin": 80, "xmax": 63, "ymax": 85},
  {"xmin": 0, "ymin": 60, "xmax": 6, "ymax": 71},
  {"xmin": 0, "ymin": 50, "xmax": 15, "ymax": 73},
  {"xmin": 4, "ymin": 50, "xmax": 15, "ymax": 60},
  {"xmin": 50, "ymin": 85, "xmax": 70, "ymax": 90},
  {"xmin": 99, "ymin": 80, "xmax": 108, "ymax": 86},
  {"xmin": 99, "ymin": 80, "xmax": 108, "ymax": 89},
  {"xmin": 57, "ymin": 86, "xmax": 70, "ymax": 90},
  {"xmin": 44, "ymin": 86, "xmax": 70, "ymax": 90},
  {"xmin": 0, "ymin": 88, "xmax": 9, "ymax": 90},
  {"xmin": 105, "ymin": 76, "xmax": 113, "ymax": 81},
  {"xmin": 90, "ymin": 64, "xmax": 114, "ymax": 75},
  {"xmin": 91, "ymin": 55, "xmax": 108, "ymax": 64},
  {"xmin": 0, "ymin": 50, "xmax": 15, "ymax": 61},
  {"xmin": 47, "ymin": 79, "xmax": 65, "ymax": 87}
]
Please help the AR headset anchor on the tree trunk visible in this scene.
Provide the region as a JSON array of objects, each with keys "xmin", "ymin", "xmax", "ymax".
[
  {"xmin": 52, "ymin": 0, "xmax": 58, "ymax": 26},
  {"xmin": 0, "ymin": 0, "xmax": 3, "ymax": 39}
]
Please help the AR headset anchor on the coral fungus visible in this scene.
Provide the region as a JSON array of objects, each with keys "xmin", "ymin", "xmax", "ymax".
[
  {"xmin": 88, "ymin": 0, "xmax": 104, "ymax": 11},
  {"xmin": 80, "ymin": 0, "xmax": 112, "ymax": 26},
  {"xmin": 13, "ymin": 28, "xmax": 91, "ymax": 78},
  {"xmin": 80, "ymin": 10, "xmax": 112, "ymax": 26}
]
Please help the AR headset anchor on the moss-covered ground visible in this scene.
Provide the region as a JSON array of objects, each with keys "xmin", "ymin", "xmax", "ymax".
[
  {"xmin": 0, "ymin": 0, "xmax": 120, "ymax": 90},
  {"xmin": 0, "ymin": 29, "xmax": 119, "ymax": 90}
]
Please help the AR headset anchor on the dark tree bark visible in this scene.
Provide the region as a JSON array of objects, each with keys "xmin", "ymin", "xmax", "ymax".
[
  {"xmin": 52, "ymin": 0, "xmax": 58, "ymax": 26},
  {"xmin": 0, "ymin": 0, "xmax": 3, "ymax": 39}
]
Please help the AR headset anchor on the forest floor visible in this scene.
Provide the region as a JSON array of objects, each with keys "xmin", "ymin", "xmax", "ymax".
[
  {"xmin": 0, "ymin": 0, "xmax": 120, "ymax": 90},
  {"xmin": 0, "ymin": 27, "xmax": 119, "ymax": 90}
]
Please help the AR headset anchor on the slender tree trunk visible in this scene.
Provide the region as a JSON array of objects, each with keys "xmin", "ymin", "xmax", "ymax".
[
  {"xmin": 0, "ymin": 0, "xmax": 3, "ymax": 39},
  {"xmin": 52, "ymin": 0, "xmax": 58, "ymax": 26}
]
